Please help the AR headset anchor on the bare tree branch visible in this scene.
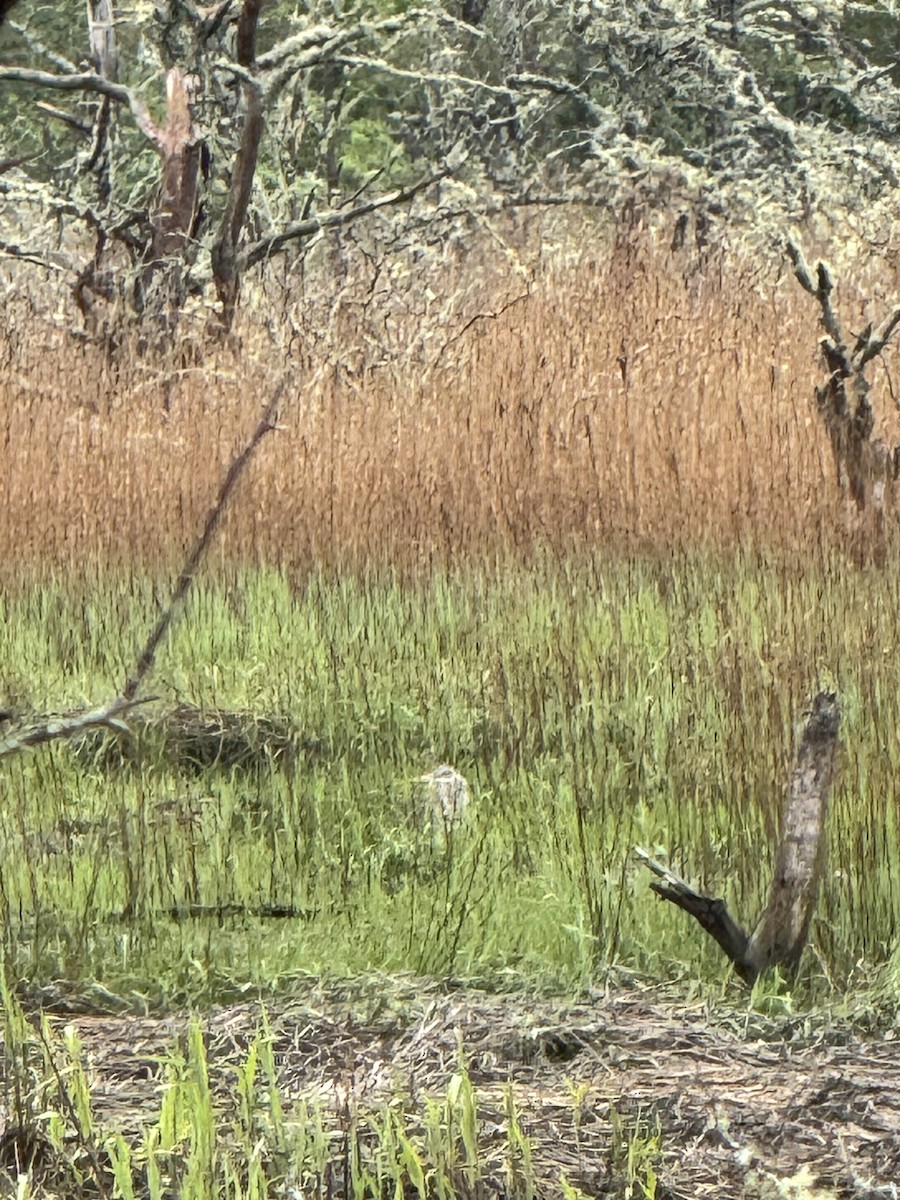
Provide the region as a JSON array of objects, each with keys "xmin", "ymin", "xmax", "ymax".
[
  {"xmin": 123, "ymin": 391, "xmax": 282, "ymax": 701},
  {"xmin": 0, "ymin": 697, "xmax": 157, "ymax": 760},
  {"xmin": 0, "ymin": 239, "xmax": 68, "ymax": 270},
  {"xmin": 35, "ymin": 101, "xmax": 93, "ymax": 135},
  {"xmin": 0, "ymin": 396, "xmax": 281, "ymax": 759},
  {"xmin": 634, "ymin": 848, "xmax": 754, "ymax": 979},
  {"xmin": 239, "ymin": 169, "xmax": 450, "ymax": 270},
  {"xmin": 858, "ymin": 309, "xmax": 900, "ymax": 371},
  {"xmin": 0, "ymin": 66, "xmax": 131, "ymax": 103},
  {"xmin": 6, "ymin": 20, "xmax": 81, "ymax": 74}
]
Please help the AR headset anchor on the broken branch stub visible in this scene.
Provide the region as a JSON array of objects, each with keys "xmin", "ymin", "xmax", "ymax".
[
  {"xmin": 637, "ymin": 691, "xmax": 841, "ymax": 986},
  {"xmin": 745, "ymin": 691, "xmax": 840, "ymax": 979},
  {"xmin": 788, "ymin": 240, "xmax": 900, "ymax": 563}
]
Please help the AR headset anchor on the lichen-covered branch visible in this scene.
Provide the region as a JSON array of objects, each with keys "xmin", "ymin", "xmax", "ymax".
[{"xmin": 239, "ymin": 170, "xmax": 450, "ymax": 271}]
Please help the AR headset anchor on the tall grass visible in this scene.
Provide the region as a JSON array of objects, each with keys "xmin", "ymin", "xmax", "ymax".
[
  {"xmin": 2, "ymin": 224, "xmax": 900, "ymax": 1001},
  {"xmin": 0, "ymin": 553, "xmax": 899, "ymax": 1000},
  {"xmin": 2, "ymin": 224, "xmax": 899, "ymax": 574}
]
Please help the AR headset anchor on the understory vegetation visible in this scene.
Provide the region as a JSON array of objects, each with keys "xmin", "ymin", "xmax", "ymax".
[
  {"xmin": 4, "ymin": 547, "xmax": 900, "ymax": 1004},
  {"xmin": 1, "ymin": 225, "xmax": 900, "ymax": 1005},
  {"xmin": 3, "ymin": 220, "xmax": 900, "ymax": 1197}
]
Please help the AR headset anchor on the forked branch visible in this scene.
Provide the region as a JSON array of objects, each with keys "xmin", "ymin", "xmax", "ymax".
[
  {"xmin": 638, "ymin": 691, "xmax": 841, "ymax": 986},
  {"xmin": 787, "ymin": 241, "xmax": 900, "ymax": 563}
]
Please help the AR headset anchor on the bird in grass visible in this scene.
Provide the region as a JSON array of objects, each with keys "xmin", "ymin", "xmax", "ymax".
[{"xmin": 417, "ymin": 764, "xmax": 471, "ymax": 840}]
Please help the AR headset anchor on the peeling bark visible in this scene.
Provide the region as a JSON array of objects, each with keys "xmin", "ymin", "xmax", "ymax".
[
  {"xmin": 150, "ymin": 68, "xmax": 203, "ymax": 263},
  {"xmin": 139, "ymin": 67, "xmax": 206, "ymax": 335},
  {"xmin": 637, "ymin": 690, "xmax": 841, "ymax": 986}
]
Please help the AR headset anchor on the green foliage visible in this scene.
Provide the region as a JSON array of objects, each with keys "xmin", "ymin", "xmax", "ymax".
[
  {"xmin": 609, "ymin": 1104, "xmax": 661, "ymax": 1200},
  {"xmin": 0, "ymin": 546, "xmax": 897, "ymax": 1003}
]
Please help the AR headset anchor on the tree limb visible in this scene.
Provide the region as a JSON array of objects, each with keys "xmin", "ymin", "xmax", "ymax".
[
  {"xmin": 0, "ymin": 65, "xmax": 159, "ymax": 140},
  {"xmin": 5, "ymin": 21, "xmax": 81, "ymax": 74},
  {"xmin": 123, "ymin": 392, "xmax": 281, "ymax": 701},
  {"xmin": 239, "ymin": 170, "xmax": 450, "ymax": 270},
  {"xmin": 0, "ymin": 239, "xmax": 69, "ymax": 270},
  {"xmin": 634, "ymin": 848, "xmax": 754, "ymax": 980},
  {"xmin": 0, "ymin": 397, "xmax": 281, "ymax": 759},
  {"xmin": 0, "ymin": 65, "xmax": 131, "ymax": 103},
  {"xmin": 35, "ymin": 101, "xmax": 93, "ymax": 135},
  {"xmin": 0, "ymin": 697, "xmax": 157, "ymax": 760},
  {"xmin": 857, "ymin": 308, "xmax": 900, "ymax": 371}
]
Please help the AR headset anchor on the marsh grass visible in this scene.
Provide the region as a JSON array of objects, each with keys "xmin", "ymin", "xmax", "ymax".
[
  {"xmin": 1, "ymin": 976, "xmax": 672, "ymax": 1200},
  {"xmin": 0, "ymin": 549, "xmax": 898, "ymax": 1002},
  {"xmin": 2, "ymin": 224, "xmax": 900, "ymax": 1001},
  {"xmin": 3, "ymin": 223, "xmax": 900, "ymax": 576}
]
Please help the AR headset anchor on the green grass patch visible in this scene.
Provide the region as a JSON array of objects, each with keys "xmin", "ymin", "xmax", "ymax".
[{"xmin": 1, "ymin": 548, "xmax": 900, "ymax": 1005}]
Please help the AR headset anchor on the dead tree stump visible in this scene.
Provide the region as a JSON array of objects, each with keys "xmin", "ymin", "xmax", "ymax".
[
  {"xmin": 637, "ymin": 691, "xmax": 840, "ymax": 986},
  {"xmin": 787, "ymin": 242, "xmax": 900, "ymax": 564}
]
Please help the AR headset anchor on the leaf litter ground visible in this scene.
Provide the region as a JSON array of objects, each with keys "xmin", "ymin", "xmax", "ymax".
[{"xmin": 3, "ymin": 979, "xmax": 898, "ymax": 1199}]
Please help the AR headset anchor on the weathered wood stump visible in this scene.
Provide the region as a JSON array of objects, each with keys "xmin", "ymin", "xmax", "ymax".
[{"xmin": 637, "ymin": 691, "xmax": 840, "ymax": 986}]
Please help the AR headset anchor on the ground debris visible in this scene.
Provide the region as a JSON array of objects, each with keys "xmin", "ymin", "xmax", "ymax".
[{"xmin": 2, "ymin": 983, "xmax": 899, "ymax": 1199}]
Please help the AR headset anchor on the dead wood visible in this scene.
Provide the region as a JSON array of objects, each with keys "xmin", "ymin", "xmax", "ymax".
[
  {"xmin": 140, "ymin": 66, "xmax": 207, "ymax": 332},
  {"xmin": 210, "ymin": 0, "xmax": 264, "ymax": 328},
  {"xmin": 788, "ymin": 241, "xmax": 900, "ymax": 563},
  {"xmin": 745, "ymin": 691, "xmax": 841, "ymax": 977},
  {"xmin": 634, "ymin": 848, "xmax": 754, "ymax": 980},
  {"xmin": 123, "ymin": 392, "xmax": 281, "ymax": 702},
  {"xmin": 0, "ymin": 396, "xmax": 280, "ymax": 762},
  {"xmin": 638, "ymin": 690, "xmax": 841, "ymax": 986}
]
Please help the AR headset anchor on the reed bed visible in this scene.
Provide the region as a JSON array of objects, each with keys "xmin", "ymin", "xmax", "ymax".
[
  {"xmin": 3, "ymin": 224, "xmax": 899, "ymax": 574},
  {"xmin": 2, "ymin": 223, "xmax": 900, "ymax": 1003}
]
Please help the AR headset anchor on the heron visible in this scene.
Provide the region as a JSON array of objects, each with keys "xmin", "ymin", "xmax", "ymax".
[{"xmin": 417, "ymin": 764, "xmax": 471, "ymax": 839}]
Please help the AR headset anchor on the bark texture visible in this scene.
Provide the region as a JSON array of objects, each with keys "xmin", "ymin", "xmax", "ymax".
[
  {"xmin": 638, "ymin": 690, "xmax": 841, "ymax": 986},
  {"xmin": 211, "ymin": 0, "xmax": 265, "ymax": 328}
]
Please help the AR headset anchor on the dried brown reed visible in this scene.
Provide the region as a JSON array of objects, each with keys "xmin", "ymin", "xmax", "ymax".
[{"xmin": 2, "ymin": 219, "xmax": 898, "ymax": 575}]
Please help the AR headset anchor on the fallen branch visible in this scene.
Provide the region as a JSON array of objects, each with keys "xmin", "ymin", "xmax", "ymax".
[
  {"xmin": 0, "ymin": 697, "xmax": 157, "ymax": 761},
  {"xmin": 638, "ymin": 691, "xmax": 841, "ymax": 986},
  {"xmin": 0, "ymin": 392, "xmax": 282, "ymax": 759},
  {"xmin": 124, "ymin": 390, "xmax": 282, "ymax": 701},
  {"xmin": 634, "ymin": 848, "xmax": 754, "ymax": 981}
]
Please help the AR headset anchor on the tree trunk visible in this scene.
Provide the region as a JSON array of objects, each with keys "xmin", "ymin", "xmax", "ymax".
[
  {"xmin": 140, "ymin": 67, "xmax": 205, "ymax": 335},
  {"xmin": 211, "ymin": 0, "xmax": 265, "ymax": 330}
]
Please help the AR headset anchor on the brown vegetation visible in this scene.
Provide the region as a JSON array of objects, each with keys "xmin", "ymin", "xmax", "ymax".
[
  {"xmin": 3, "ymin": 223, "xmax": 900, "ymax": 576},
  {"xmin": 19, "ymin": 982, "xmax": 900, "ymax": 1200}
]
